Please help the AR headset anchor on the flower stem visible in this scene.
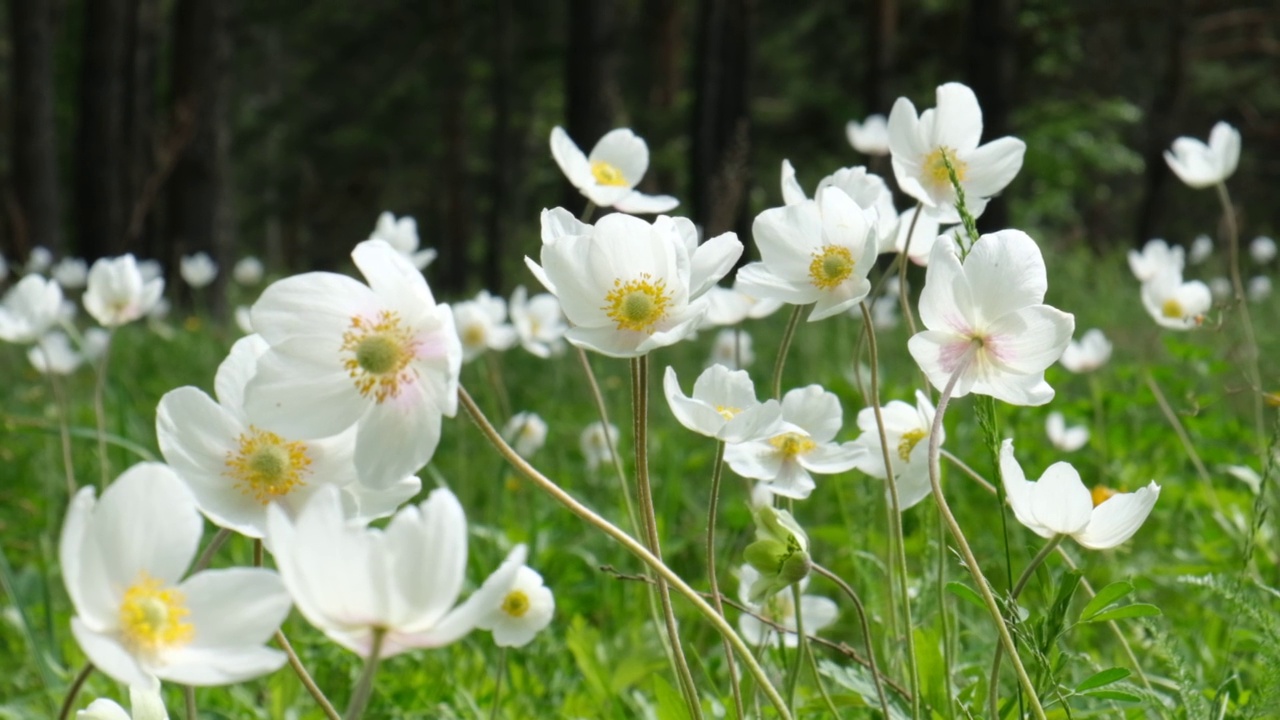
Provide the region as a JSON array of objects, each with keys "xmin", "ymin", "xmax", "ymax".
[
  {"xmin": 489, "ymin": 647, "xmax": 508, "ymax": 720},
  {"xmin": 276, "ymin": 630, "xmax": 341, "ymax": 720},
  {"xmin": 91, "ymin": 329, "xmax": 115, "ymax": 488},
  {"xmin": 575, "ymin": 347, "xmax": 640, "ymax": 537},
  {"xmin": 55, "ymin": 663, "xmax": 94, "ymax": 720},
  {"xmin": 926, "ymin": 349, "xmax": 1047, "ymax": 720},
  {"xmin": 706, "ymin": 440, "xmax": 746, "ymax": 720},
  {"xmin": 343, "ymin": 628, "xmax": 386, "ymax": 720},
  {"xmin": 785, "ymin": 581, "xmax": 806, "ymax": 711},
  {"xmin": 896, "ymin": 201, "xmax": 924, "ymax": 337},
  {"xmin": 988, "ymin": 535, "xmax": 1064, "ymax": 719},
  {"xmin": 458, "ymin": 386, "xmax": 795, "ymax": 720},
  {"xmin": 484, "ymin": 351, "xmax": 513, "ymax": 420},
  {"xmin": 184, "ymin": 686, "xmax": 197, "ymax": 720},
  {"xmin": 40, "ymin": 356, "xmax": 77, "ymax": 495},
  {"xmin": 1142, "ymin": 369, "xmax": 1219, "ymax": 511},
  {"xmin": 936, "ymin": 505, "xmax": 955, "ymax": 719},
  {"xmin": 771, "ymin": 304, "xmax": 805, "ymax": 399},
  {"xmin": 1214, "ymin": 181, "xmax": 1265, "ymax": 447},
  {"xmin": 190, "ymin": 528, "xmax": 232, "ymax": 574},
  {"xmin": 812, "ymin": 563, "xmax": 892, "ymax": 720}
]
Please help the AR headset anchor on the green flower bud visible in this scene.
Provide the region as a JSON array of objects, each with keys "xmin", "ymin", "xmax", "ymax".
[{"xmin": 743, "ymin": 505, "xmax": 812, "ymax": 602}]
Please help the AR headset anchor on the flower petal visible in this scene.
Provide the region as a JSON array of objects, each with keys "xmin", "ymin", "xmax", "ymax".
[{"xmin": 1075, "ymin": 482, "xmax": 1160, "ymax": 549}]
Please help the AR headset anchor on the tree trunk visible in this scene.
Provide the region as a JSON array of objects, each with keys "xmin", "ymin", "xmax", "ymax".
[
  {"xmin": 123, "ymin": 0, "xmax": 162, "ymax": 255},
  {"xmin": 563, "ymin": 0, "xmax": 622, "ymax": 210},
  {"xmin": 1135, "ymin": 0, "xmax": 1190, "ymax": 248},
  {"xmin": 691, "ymin": 0, "xmax": 752, "ymax": 240},
  {"xmin": 967, "ymin": 0, "xmax": 1018, "ymax": 233},
  {"xmin": 75, "ymin": 0, "xmax": 130, "ymax": 259},
  {"xmin": 484, "ymin": 0, "xmax": 514, "ymax": 292},
  {"xmin": 9, "ymin": 0, "xmax": 62, "ymax": 257},
  {"xmin": 865, "ymin": 0, "xmax": 897, "ymax": 115},
  {"xmin": 437, "ymin": 0, "xmax": 472, "ymax": 293}
]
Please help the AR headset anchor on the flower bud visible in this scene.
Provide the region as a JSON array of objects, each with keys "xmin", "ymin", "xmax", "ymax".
[{"xmin": 743, "ymin": 505, "xmax": 811, "ymax": 602}]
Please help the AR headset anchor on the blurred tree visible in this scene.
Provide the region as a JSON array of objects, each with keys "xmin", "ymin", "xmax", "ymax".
[
  {"xmin": 9, "ymin": 0, "xmax": 62, "ymax": 257},
  {"xmin": 75, "ymin": 0, "xmax": 129, "ymax": 259},
  {"xmin": 692, "ymin": 0, "xmax": 752, "ymax": 239}
]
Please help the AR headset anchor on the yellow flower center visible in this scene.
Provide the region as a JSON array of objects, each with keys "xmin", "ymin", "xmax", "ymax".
[
  {"xmin": 118, "ymin": 573, "xmax": 194, "ymax": 657},
  {"xmin": 1091, "ymin": 485, "xmax": 1117, "ymax": 507},
  {"xmin": 897, "ymin": 428, "xmax": 927, "ymax": 462},
  {"xmin": 603, "ymin": 274, "xmax": 672, "ymax": 333},
  {"xmin": 770, "ymin": 432, "xmax": 816, "ymax": 458},
  {"xmin": 590, "ymin": 160, "xmax": 629, "ymax": 187},
  {"xmin": 924, "ymin": 147, "xmax": 967, "ymax": 191},
  {"xmin": 224, "ymin": 426, "xmax": 311, "ymax": 503},
  {"xmin": 501, "ymin": 590, "xmax": 530, "ymax": 618},
  {"xmin": 462, "ymin": 323, "xmax": 487, "ymax": 350},
  {"xmin": 341, "ymin": 310, "xmax": 418, "ymax": 402},
  {"xmin": 808, "ymin": 246, "xmax": 855, "ymax": 290},
  {"xmin": 1161, "ymin": 298, "xmax": 1184, "ymax": 319},
  {"xmin": 715, "ymin": 405, "xmax": 742, "ymax": 421}
]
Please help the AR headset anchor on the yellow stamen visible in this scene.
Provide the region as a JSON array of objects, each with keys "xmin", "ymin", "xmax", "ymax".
[
  {"xmin": 340, "ymin": 310, "xmax": 419, "ymax": 402},
  {"xmin": 118, "ymin": 573, "xmax": 194, "ymax": 657},
  {"xmin": 590, "ymin": 160, "xmax": 628, "ymax": 187},
  {"xmin": 1091, "ymin": 485, "xmax": 1117, "ymax": 507},
  {"xmin": 715, "ymin": 405, "xmax": 742, "ymax": 421},
  {"xmin": 898, "ymin": 428, "xmax": 927, "ymax": 462},
  {"xmin": 602, "ymin": 274, "xmax": 672, "ymax": 333},
  {"xmin": 1161, "ymin": 298, "xmax": 1184, "ymax": 319},
  {"xmin": 770, "ymin": 432, "xmax": 816, "ymax": 458},
  {"xmin": 501, "ymin": 590, "xmax": 530, "ymax": 618},
  {"xmin": 462, "ymin": 323, "xmax": 486, "ymax": 349},
  {"xmin": 224, "ymin": 426, "xmax": 312, "ymax": 503},
  {"xmin": 807, "ymin": 246, "xmax": 855, "ymax": 290},
  {"xmin": 924, "ymin": 146, "xmax": 967, "ymax": 191}
]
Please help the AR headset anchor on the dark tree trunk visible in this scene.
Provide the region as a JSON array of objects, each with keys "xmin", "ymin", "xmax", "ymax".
[
  {"xmin": 165, "ymin": 0, "xmax": 233, "ymax": 316},
  {"xmin": 484, "ymin": 0, "xmax": 514, "ymax": 292},
  {"xmin": 865, "ymin": 0, "xmax": 897, "ymax": 115},
  {"xmin": 9, "ymin": 0, "xmax": 62, "ymax": 256},
  {"xmin": 123, "ymin": 0, "xmax": 162, "ymax": 255},
  {"xmin": 691, "ymin": 0, "xmax": 752, "ymax": 240},
  {"xmin": 75, "ymin": 0, "xmax": 130, "ymax": 259},
  {"xmin": 967, "ymin": 0, "xmax": 1018, "ymax": 233},
  {"xmin": 1135, "ymin": 0, "xmax": 1190, "ymax": 248},
  {"xmin": 563, "ymin": 0, "xmax": 622, "ymax": 210},
  {"xmin": 644, "ymin": 0, "xmax": 682, "ymax": 199},
  {"xmin": 437, "ymin": 0, "xmax": 472, "ymax": 293}
]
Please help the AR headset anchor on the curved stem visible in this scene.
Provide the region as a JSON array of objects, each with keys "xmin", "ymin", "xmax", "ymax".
[
  {"xmin": 771, "ymin": 304, "xmax": 805, "ymax": 399},
  {"xmin": 344, "ymin": 628, "xmax": 386, "ymax": 720},
  {"xmin": 813, "ymin": 563, "xmax": 892, "ymax": 720},
  {"xmin": 897, "ymin": 201, "xmax": 924, "ymax": 338},
  {"xmin": 275, "ymin": 630, "xmax": 341, "ymax": 720},
  {"xmin": 988, "ymin": 535, "xmax": 1064, "ymax": 719},
  {"xmin": 804, "ymin": 636, "xmax": 842, "ymax": 718},
  {"xmin": 926, "ymin": 350, "xmax": 1047, "ymax": 720},
  {"xmin": 706, "ymin": 441, "xmax": 745, "ymax": 720},
  {"xmin": 190, "ymin": 528, "xmax": 232, "ymax": 574},
  {"xmin": 1214, "ymin": 182, "xmax": 1265, "ymax": 446},
  {"xmin": 56, "ymin": 663, "xmax": 95, "ymax": 720},
  {"xmin": 458, "ymin": 386, "xmax": 794, "ymax": 720},
  {"xmin": 92, "ymin": 330, "xmax": 115, "ymax": 488}
]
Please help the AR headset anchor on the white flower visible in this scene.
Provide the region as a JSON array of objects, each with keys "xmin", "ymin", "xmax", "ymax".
[
  {"xmin": 1059, "ymin": 329, "xmax": 1112, "ymax": 373},
  {"xmin": 894, "ymin": 205, "xmax": 954, "ymax": 266},
  {"xmin": 179, "ymin": 253, "xmax": 218, "ymax": 289},
  {"xmin": 508, "ymin": 285, "xmax": 566, "ymax": 358},
  {"xmin": 26, "ymin": 246, "xmax": 53, "ymax": 274},
  {"xmin": 60, "ymin": 463, "xmax": 290, "ymax": 688},
  {"xmin": 708, "ymin": 328, "xmax": 754, "ymax": 370},
  {"xmin": 0, "ymin": 274, "xmax": 63, "ymax": 343},
  {"xmin": 502, "ymin": 412, "xmax": 548, "ymax": 458},
  {"xmin": 887, "ymin": 82, "xmax": 1026, "ymax": 222},
  {"xmin": 663, "ymin": 364, "xmax": 783, "ymax": 443},
  {"xmin": 1189, "ymin": 234, "xmax": 1213, "ymax": 265},
  {"xmin": 233, "ymin": 256, "xmax": 265, "ymax": 286},
  {"xmin": 527, "ymin": 212, "xmax": 741, "ymax": 357},
  {"xmin": 723, "ymin": 385, "xmax": 860, "ymax": 500},
  {"xmin": 580, "ymin": 421, "xmax": 619, "ymax": 472},
  {"xmin": 246, "ymin": 240, "xmax": 462, "ymax": 487},
  {"xmin": 846, "ymin": 114, "xmax": 890, "ymax": 156},
  {"xmin": 78, "ymin": 683, "xmax": 169, "ymax": 720},
  {"xmin": 234, "ymin": 305, "xmax": 254, "ymax": 334},
  {"xmin": 1127, "ymin": 238, "xmax": 1185, "ymax": 283},
  {"xmin": 850, "ymin": 390, "xmax": 941, "ymax": 511},
  {"xmin": 736, "ymin": 565, "xmax": 837, "ymax": 648},
  {"xmin": 778, "ymin": 160, "xmax": 898, "ymax": 253},
  {"xmin": 83, "ymin": 328, "xmax": 111, "ymax": 362},
  {"xmin": 158, "ymin": 335, "xmax": 420, "ymax": 538},
  {"xmin": 84, "ymin": 255, "xmax": 165, "ymax": 327},
  {"xmin": 735, "ymin": 187, "xmax": 877, "ymax": 322},
  {"xmin": 138, "ymin": 259, "xmax": 163, "ymax": 283},
  {"xmin": 266, "ymin": 486, "xmax": 525, "ymax": 658},
  {"xmin": 29, "ymin": 331, "xmax": 85, "ymax": 375},
  {"xmin": 700, "ymin": 286, "xmax": 784, "ymax": 327},
  {"xmin": 1247, "ymin": 276, "xmax": 1272, "ymax": 303},
  {"xmin": 474, "ymin": 564, "xmax": 555, "ymax": 648},
  {"xmin": 452, "ymin": 290, "xmax": 517, "ymax": 362},
  {"xmin": 1141, "ymin": 269, "xmax": 1211, "ymax": 330},
  {"xmin": 1209, "ymin": 276, "xmax": 1232, "ymax": 302},
  {"xmin": 1164, "ymin": 121, "xmax": 1240, "ymax": 188},
  {"xmin": 54, "ymin": 257, "xmax": 89, "ymax": 290},
  {"xmin": 908, "ymin": 231, "xmax": 1074, "ymax": 406},
  {"xmin": 1250, "ymin": 235, "xmax": 1277, "ymax": 264},
  {"xmin": 369, "ymin": 211, "xmax": 437, "ymax": 270},
  {"xmin": 549, "ymin": 127, "xmax": 678, "ymax": 213},
  {"xmin": 1000, "ymin": 440, "xmax": 1159, "ymax": 549},
  {"xmin": 1045, "ymin": 412, "xmax": 1089, "ymax": 452}
]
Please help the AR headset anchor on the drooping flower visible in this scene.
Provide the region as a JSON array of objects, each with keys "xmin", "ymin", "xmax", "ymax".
[
  {"xmin": 54, "ymin": 257, "xmax": 89, "ymax": 290},
  {"xmin": 850, "ymin": 389, "xmax": 942, "ymax": 511},
  {"xmin": 908, "ymin": 230, "xmax": 1074, "ymax": 406},
  {"xmin": 158, "ymin": 335, "xmax": 420, "ymax": 539},
  {"xmin": 846, "ymin": 114, "xmax": 890, "ymax": 156},
  {"xmin": 736, "ymin": 565, "xmax": 837, "ymax": 648},
  {"xmin": 245, "ymin": 240, "xmax": 462, "ymax": 487},
  {"xmin": 1164, "ymin": 121, "xmax": 1240, "ymax": 189},
  {"xmin": 83, "ymin": 255, "xmax": 165, "ymax": 328},
  {"xmin": 1140, "ymin": 268, "xmax": 1211, "ymax": 330},
  {"xmin": 452, "ymin": 290, "xmax": 517, "ymax": 362},
  {"xmin": 508, "ymin": 286, "xmax": 567, "ymax": 358},
  {"xmin": 1127, "ymin": 238, "xmax": 1185, "ymax": 283},
  {"xmin": 266, "ymin": 485, "xmax": 525, "ymax": 658},
  {"xmin": 1189, "ymin": 234, "xmax": 1213, "ymax": 265},
  {"xmin": 723, "ymin": 385, "xmax": 860, "ymax": 500},
  {"xmin": 60, "ymin": 463, "xmax": 290, "ymax": 688},
  {"xmin": 527, "ymin": 212, "xmax": 741, "ymax": 357},
  {"xmin": 180, "ymin": 253, "xmax": 218, "ymax": 289},
  {"xmin": 1059, "ymin": 329, "xmax": 1112, "ymax": 373},
  {"xmin": 708, "ymin": 328, "xmax": 754, "ymax": 370},
  {"xmin": 369, "ymin": 211, "xmax": 437, "ymax": 270},
  {"xmin": 1000, "ymin": 440, "xmax": 1159, "ymax": 549},
  {"xmin": 549, "ymin": 127, "xmax": 678, "ymax": 214},
  {"xmin": 1251, "ymin": 235, "xmax": 1277, "ymax": 264},
  {"xmin": 887, "ymin": 82, "xmax": 1026, "ymax": 222},
  {"xmin": 474, "ymin": 562, "xmax": 555, "ymax": 648},
  {"xmin": 502, "ymin": 412, "xmax": 548, "ymax": 459},
  {"xmin": 233, "ymin": 257, "xmax": 265, "ymax": 286},
  {"xmin": 77, "ymin": 683, "xmax": 169, "ymax": 720},
  {"xmin": 1045, "ymin": 411, "xmax": 1089, "ymax": 452},
  {"xmin": 663, "ymin": 364, "xmax": 783, "ymax": 443},
  {"xmin": 0, "ymin": 274, "xmax": 63, "ymax": 343},
  {"xmin": 580, "ymin": 421, "xmax": 620, "ymax": 472}
]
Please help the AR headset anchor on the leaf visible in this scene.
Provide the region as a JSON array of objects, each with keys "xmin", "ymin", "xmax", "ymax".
[
  {"xmin": 946, "ymin": 581, "xmax": 986, "ymax": 612},
  {"xmin": 1083, "ymin": 690, "xmax": 1142, "ymax": 703},
  {"xmin": 1084, "ymin": 603, "xmax": 1162, "ymax": 624},
  {"xmin": 1075, "ymin": 667, "xmax": 1131, "ymax": 692},
  {"xmin": 1080, "ymin": 581, "xmax": 1134, "ymax": 621},
  {"xmin": 652, "ymin": 676, "xmax": 691, "ymax": 720}
]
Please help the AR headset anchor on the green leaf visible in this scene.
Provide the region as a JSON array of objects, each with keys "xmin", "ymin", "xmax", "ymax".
[
  {"xmin": 1080, "ymin": 581, "xmax": 1134, "ymax": 621},
  {"xmin": 1075, "ymin": 667, "xmax": 1131, "ymax": 692},
  {"xmin": 1083, "ymin": 690, "xmax": 1142, "ymax": 703},
  {"xmin": 946, "ymin": 581, "xmax": 986, "ymax": 612},
  {"xmin": 652, "ymin": 677, "xmax": 691, "ymax": 720},
  {"xmin": 1084, "ymin": 603, "xmax": 1162, "ymax": 624}
]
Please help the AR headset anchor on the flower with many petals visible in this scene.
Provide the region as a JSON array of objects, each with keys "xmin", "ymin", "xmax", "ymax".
[
  {"xmin": 474, "ymin": 563, "xmax": 555, "ymax": 648},
  {"xmin": 850, "ymin": 390, "xmax": 942, "ymax": 511},
  {"xmin": 550, "ymin": 127, "xmax": 677, "ymax": 214},
  {"xmin": 1141, "ymin": 269, "xmax": 1211, "ymax": 330},
  {"xmin": 1060, "ymin": 329, "xmax": 1112, "ymax": 373},
  {"xmin": 84, "ymin": 255, "xmax": 165, "ymax": 328},
  {"xmin": 369, "ymin": 211, "xmax": 437, "ymax": 270},
  {"xmin": 0, "ymin": 274, "xmax": 63, "ymax": 343},
  {"xmin": 846, "ymin": 114, "xmax": 890, "ymax": 156},
  {"xmin": 663, "ymin": 364, "xmax": 783, "ymax": 443},
  {"xmin": 1164, "ymin": 121, "xmax": 1240, "ymax": 189}
]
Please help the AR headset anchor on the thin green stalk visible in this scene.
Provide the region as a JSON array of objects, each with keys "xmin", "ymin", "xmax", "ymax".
[
  {"xmin": 785, "ymin": 582, "xmax": 806, "ymax": 711},
  {"xmin": 92, "ymin": 329, "xmax": 115, "ymax": 488},
  {"xmin": 1143, "ymin": 369, "xmax": 1219, "ymax": 512},
  {"xmin": 897, "ymin": 200, "xmax": 924, "ymax": 337},
  {"xmin": 275, "ymin": 630, "xmax": 341, "ymax": 720},
  {"xmin": 190, "ymin": 528, "xmax": 232, "ymax": 574},
  {"xmin": 56, "ymin": 663, "xmax": 95, "ymax": 720},
  {"xmin": 344, "ymin": 628, "xmax": 387, "ymax": 720},
  {"xmin": 575, "ymin": 347, "xmax": 640, "ymax": 536},
  {"xmin": 771, "ymin": 304, "xmax": 805, "ymax": 399},
  {"xmin": 813, "ymin": 563, "xmax": 892, "ymax": 720},
  {"xmin": 989, "ymin": 535, "xmax": 1064, "ymax": 719},
  {"xmin": 40, "ymin": 351, "xmax": 78, "ymax": 495},
  {"xmin": 631, "ymin": 357, "xmax": 704, "ymax": 720},
  {"xmin": 1213, "ymin": 181, "xmax": 1265, "ymax": 447},
  {"xmin": 489, "ymin": 647, "xmax": 508, "ymax": 720},
  {"xmin": 804, "ymin": 638, "xmax": 842, "ymax": 719},
  {"xmin": 184, "ymin": 686, "xmax": 197, "ymax": 720},
  {"xmin": 458, "ymin": 387, "xmax": 795, "ymax": 720},
  {"xmin": 936, "ymin": 506, "xmax": 955, "ymax": 719},
  {"xmin": 484, "ymin": 351, "xmax": 513, "ymax": 420},
  {"xmin": 706, "ymin": 441, "xmax": 746, "ymax": 720}
]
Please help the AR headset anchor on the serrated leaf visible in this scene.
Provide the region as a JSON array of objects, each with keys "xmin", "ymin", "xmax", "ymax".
[
  {"xmin": 1080, "ymin": 581, "xmax": 1134, "ymax": 621},
  {"xmin": 946, "ymin": 580, "xmax": 986, "ymax": 612},
  {"xmin": 1084, "ymin": 603, "xmax": 1162, "ymax": 623},
  {"xmin": 1083, "ymin": 689, "xmax": 1142, "ymax": 702},
  {"xmin": 1075, "ymin": 667, "xmax": 1131, "ymax": 692}
]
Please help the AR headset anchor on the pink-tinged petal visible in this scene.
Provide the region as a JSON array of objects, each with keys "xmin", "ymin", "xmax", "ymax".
[
  {"xmin": 614, "ymin": 191, "xmax": 679, "ymax": 214},
  {"xmin": 589, "ymin": 128, "xmax": 649, "ymax": 187},
  {"xmin": 964, "ymin": 230, "xmax": 1047, "ymax": 320},
  {"xmin": 160, "ymin": 646, "xmax": 286, "ymax": 686},
  {"xmin": 179, "ymin": 568, "xmax": 291, "ymax": 650},
  {"xmin": 71, "ymin": 618, "xmax": 154, "ymax": 688},
  {"xmin": 931, "ymin": 82, "xmax": 983, "ymax": 152},
  {"xmin": 1027, "ymin": 462, "xmax": 1092, "ymax": 536},
  {"xmin": 244, "ymin": 338, "xmax": 368, "ymax": 440},
  {"xmin": 917, "ymin": 236, "xmax": 975, "ymax": 334},
  {"xmin": 688, "ymin": 231, "xmax": 744, "ymax": 299},
  {"xmin": 999, "ymin": 441, "xmax": 1054, "ymax": 539},
  {"xmin": 355, "ymin": 379, "xmax": 443, "ymax": 488},
  {"xmin": 983, "ymin": 305, "xmax": 1074, "ymax": 375},
  {"xmin": 1075, "ymin": 482, "xmax": 1160, "ymax": 549},
  {"xmin": 250, "ymin": 273, "xmax": 374, "ymax": 345},
  {"xmin": 733, "ymin": 263, "xmax": 820, "ymax": 306},
  {"xmin": 908, "ymin": 330, "xmax": 978, "ymax": 398},
  {"xmin": 93, "ymin": 464, "xmax": 201, "ymax": 588},
  {"xmin": 961, "ymin": 136, "xmax": 1025, "ymax": 198},
  {"xmin": 550, "ymin": 127, "xmax": 593, "ymax": 188},
  {"xmin": 781, "ymin": 385, "xmax": 842, "ymax": 442},
  {"xmin": 353, "ymin": 240, "xmax": 436, "ymax": 318},
  {"xmin": 213, "ymin": 335, "xmax": 269, "ymax": 416}
]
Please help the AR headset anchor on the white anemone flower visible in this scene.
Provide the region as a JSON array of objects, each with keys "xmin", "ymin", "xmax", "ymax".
[
  {"xmin": 708, "ymin": 328, "xmax": 754, "ymax": 369},
  {"xmin": 233, "ymin": 256, "xmax": 265, "ymax": 286},
  {"xmin": 266, "ymin": 485, "xmax": 525, "ymax": 659},
  {"xmin": 736, "ymin": 186, "xmax": 877, "ymax": 322},
  {"xmin": 1189, "ymin": 234, "xmax": 1213, "ymax": 265},
  {"xmin": 663, "ymin": 364, "xmax": 783, "ymax": 443},
  {"xmin": 549, "ymin": 126, "xmax": 678, "ymax": 214},
  {"xmin": 54, "ymin": 257, "xmax": 89, "ymax": 290},
  {"xmin": 234, "ymin": 306, "xmax": 254, "ymax": 335},
  {"xmin": 887, "ymin": 82, "xmax": 1026, "ymax": 222},
  {"xmin": 846, "ymin": 114, "xmax": 890, "ymax": 156},
  {"xmin": 452, "ymin": 290, "xmax": 517, "ymax": 362},
  {"xmin": 245, "ymin": 239, "xmax": 462, "ymax": 487},
  {"xmin": 908, "ymin": 231, "xmax": 1074, "ymax": 406},
  {"xmin": 78, "ymin": 683, "xmax": 168, "ymax": 720},
  {"xmin": 369, "ymin": 211, "xmax": 437, "ymax": 270},
  {"xmin": 1251, "ymin": 236, "xmax": 1277, "ymax": 264},
  {"xmin": 723, "ymin": 385, "xmax": 860, "ymax": 500},
  {"xmin": 700, "ymin": 286, "xmax": 784, "ymax": 327},
  {"xmin": 1000, "ymin": 440, "xmax": 1160, "ymax": 549},
  {"xmin": 0, "ymin": 274, "xmax": 63, "ymax": 343},
  {"xmin": 1127, "ymin": 238, "xmax": 1185, "ymax": 283},
  {"xmin": 474, "ymin": 564, "xmax": 555, "ymax": 648},
  {"xmin": 1141, "ymin": 269, "xmax": 1211, "ymax": 330},
  {"xmin": 83, "ymin": 255, "xmax": 165, "ymax": 328},
  {"xmin": 850, "ymin": 389, "xmax": 941, "ymax": 511},
  {"xmin": 736, "ymin": 565, "xmax": 837, "ymax": 648},
  {"xmin": 26, "ymin": 246, "xmax": 53, "ymax": 274},
  {"xmin": 179, "ymin": 253, "xmax": 217, "ymax": 289},
  {"xmin": 502, "ymin": 411, "xmax": 548, "ymax": 459},
  {"xmin": 1209, "ymin": 276, "xmax": 1232, "ymax": 302},
  {"xmin": 1046, "ymin": 412, "xmax": 1089, "ymax": 452},
  {"xmin": 29, "ymin": 331, "xmax": 85, "ymax": 375},
  {"xmin": 137, "ymin": 259, "xmax": 163, "ymax": 283},
  {"xmin": 61, "ymin": 463, "xmax": 290, "ymax": 688},
  {"xmin": 158, "ymin": 335, "xmax": 420, "ymax": 539},
  {"xmin": 508, "ymin": 286, "xmax": 567, "ymax": 358},
  {"xmin": 580, "ymin": 421, "xmax": 619, "ymax": 472},
  {"xmin": 527, "ymin": 212, "xmax": 741, "ymax": 357},
  {"xmin": 1060, "ymin": 329, "xmax": 1112, "ymax": 373},
  {"xmin": 778, "ymin": 160, "xmax": 898, "ymax": 253},
  {"xmin": 894, "ymin": 205, "xmax": 956, "ymax": 266},
  {"xmin": 1164, "ymin": 121, "xmax": 1240, "ymax": 189},
  {"xmin": 1247, "ymin": 276, "xmax": 1272, "ymax": 303}
]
